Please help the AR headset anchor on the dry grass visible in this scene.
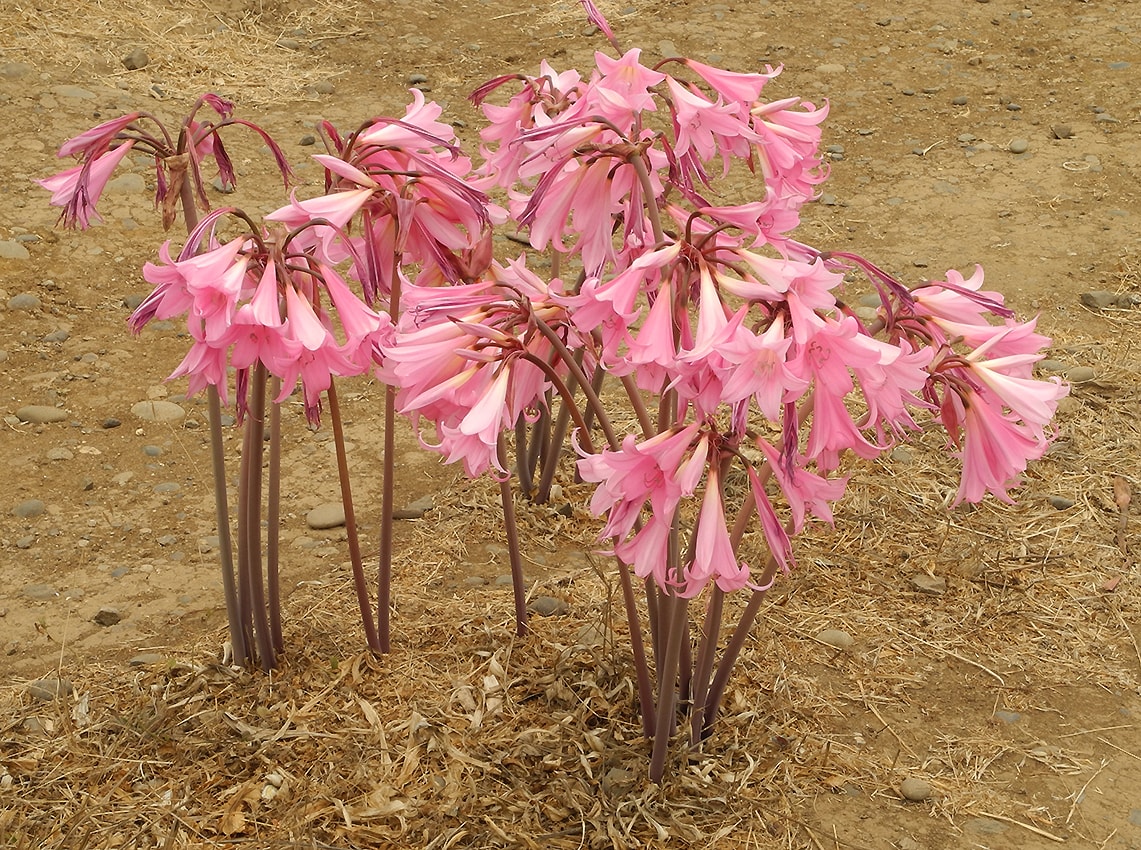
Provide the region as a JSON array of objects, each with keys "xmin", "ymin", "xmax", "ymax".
[{"xmin": 4, "ymin": 285, "xmax": 1140, "ymax": 847}]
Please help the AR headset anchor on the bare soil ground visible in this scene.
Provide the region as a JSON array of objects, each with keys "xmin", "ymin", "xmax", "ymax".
[{"xmin": 1, "ymin": 0, "xmax": 1140, "ymax": 847}]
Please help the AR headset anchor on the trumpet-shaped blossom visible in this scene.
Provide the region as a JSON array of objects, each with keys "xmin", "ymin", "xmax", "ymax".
[{"xmin": 39, "ymin": 141, "xmax": 137, "ymax": 229}]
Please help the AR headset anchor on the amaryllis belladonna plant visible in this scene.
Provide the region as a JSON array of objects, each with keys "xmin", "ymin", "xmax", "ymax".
[{"xmin": 40, "ymin": 2, "xmax": 1067, "ymax": 780}]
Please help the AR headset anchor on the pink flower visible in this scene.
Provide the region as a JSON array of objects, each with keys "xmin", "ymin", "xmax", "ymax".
[
  {"xmin": 719, "ymin": 315, "xmax": 807, "ymax": 420},
  {"xmin": 755, "ymin": 437, "xmax": 848, "ymax": 533},
  {"xmin": 686, "ymin": 463, "xmax": 750, "ymax": 596},
  {"xmin": 949, "ymin": 389, "xmax": 1050, "ymax": 505},
  {"xmin": 39, "ymin": 140, "xmax": 136, "ymax": 229}
]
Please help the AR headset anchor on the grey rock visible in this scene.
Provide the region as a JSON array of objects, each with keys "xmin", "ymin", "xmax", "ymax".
[
  {"xmin": 1051, "ymin": 124, "xmax": 1073, "ymax": 139},
  {"xmin": 122, "ymin": 48, "xmax": 149, "ymax": 70},
  {"xmin": 16, "ymin": 536, "xmax": 34, "ymax": 550},
  {"xmin": 8, "ymin": 293, "xmax": 41, "ymax": 310},
  {"xmin": 993, "ymin": 710, "xmax": 1021, "ymax": 724},
  {"xmin": 13, "ymin": 500, "xmax": 46, "ymax": 519},
  {"xmin": 312, "ymin": 80, "xmax": 335, "ymax": 94},
  {"xmin": 899, "ymin": 777, "xmax": 932, "ymax": 801},
  {"xmin": 93, "ymin": 607, "xmax": 123, "ymax": 626},
  {"xmin": 0, "ymin": 241, "xmax": 30, "ymax": 260},
  {"xmin": 528, "ymin": 596, "xmax": 569, "ymax": 617},
  {"xmin": 102, "ymin": 418, "xmax": 122, "ymax": 429},
  {"xmin": 815, "ymin": 63, "xmax": 846, "ymax": 74},
  {"xmin": 143, "ymin": 445, "xmax": 163, "ymax": 457},
  {"xmin": 816, "ymin": 628, "xmax": 854, "ymax": 649},
  {"xmin": 129, "ymin": 653, "xmax": 165, "ymax": 667},
  {"xmin": 22, "ymin": 584, "xmax": 56, "ymax": 600},
  {"xmin": 910, "ymin": 574, "xmax": 946, "ymax": 595},
  {"xmin": 407, "ymin": 73, "xmax": 429, "ymax": 85},
  {"xmin": 1037, "ymin": 359, "xmax": 1066, "ymax": 373},
  {"xmin": 963, "ymin": 817, "xmax": 1007, "ymax": 836},
  {"xmin": 17, "ymin": 405, "xmax": 68, "ymax": 424},
  {"xmin": 43, "ymin": 329, "xmax": 69, "ymax": 343},
  {"xmin": 52, "ymin": 85, "xmax": 95, "ymax": 99},
  {"xmin": 1066, "ymin": 366, "xmax": 1096, "ymax": 383},
  {"xmin": 46, "ymin": 448, "xmax": 74, "ymax": 461},
  {"xmin": 393, "ymin": 495, "xmax": 435, "ymax": 520},
  {"xmin": 104, "ymin": 173, "xmax": 146, "ymax": 194},
  {"xmin": 299, "ymin": 134, "xmax": 316, "ymax": 146},
  {"xmin": 1047, "ymin": 495, "xmax": 1075, "ymax": 510},
  {"xmin": 1008, "ymin": 138, "xmax": 1029, "ymax": 154},
  {"xmin": 306, "ymin": 502, "xmax": 346, "ymax": 530},
  {"xmin": 27, "ymin": 678, "xmax": 74, "ymax": 701},
  {"xmin": 0, "ymin": 62, "xmax": 33, "ymax": 80},
  {"xmin": 131, "ymin": 400, "xmax": 186, "ymax": 422},
  {"xmin": 152, "ymin": 482, "xmax": 181, "ymax": 494},
  {"xmin": 1080, "ymin": 290, "xmax": 1118, "ymax": 310}
]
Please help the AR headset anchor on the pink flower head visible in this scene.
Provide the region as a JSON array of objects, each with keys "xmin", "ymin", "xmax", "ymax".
[
  {"xmin": 949, "ymin": 388, "xmax": 1051, "ymax": 505},
  {"xmin": 39, "ymin": 140, "xmax": 136, "ymax": 229}
]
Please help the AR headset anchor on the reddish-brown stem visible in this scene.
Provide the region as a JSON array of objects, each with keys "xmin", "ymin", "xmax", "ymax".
[
  {"xmin": 328, "ymin": 379, "xmax": 382, "ymax": 654},
  {"xmin": 377, "ymin": 254, "xmax": 403, "ymax": 653},
  {"xmin": 266, "ymin": 378, "xmax": 283, "ymax": 654},
  {"xmin": 243, "ymin": 363, "xmax": 275, "ymax": 672},
  {"xmin": 497, "ymin": 435, "xmax": 529, "ymax": 637}
]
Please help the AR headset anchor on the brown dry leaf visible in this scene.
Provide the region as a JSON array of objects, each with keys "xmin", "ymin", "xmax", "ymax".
[
  {"xmin": 350, "ymin": 785, "xmax": 407, "ymax": 819},
  {"xmin": 1114, "ymin": 475, "xmax": 1132, "ymax": 510}
]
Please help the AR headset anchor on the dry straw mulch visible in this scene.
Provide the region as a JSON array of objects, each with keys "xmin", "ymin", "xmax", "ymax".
[{"xmin": 3, "ymin": 271, "xmax": 1140, "ymax": 848}]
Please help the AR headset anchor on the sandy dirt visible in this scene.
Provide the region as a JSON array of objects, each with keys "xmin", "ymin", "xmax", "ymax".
[{"xmin": 1, "ymin": 0, "xmax": 1140, "ymax": 847}]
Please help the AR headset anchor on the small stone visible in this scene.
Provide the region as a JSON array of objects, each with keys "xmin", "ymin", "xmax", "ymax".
[
  {"xmin": 407, "ymin": 73, "xmax": 429, "ymax": 85},
  {"xmin": 528, "ymin": 596, "xmax": 570, "ymax": 617},
  {"xmin": 8, "ymin": 293, "xmax": 41, "ymax": 310},
  {"xmin": 819, "ymin": 193, "xmax": 839, "ymax": 206},
  {"xmin": 13, "ymin": 500, "xmax": 46, "ymax": 519},
  {"xmin": 816, "ymin": 629, "xmax": 854, "ymax": 650},
  {"xmin": 890, "ymin": 446, "xmax": 913, "ymax": 464},
  {"xmin": 143, "ymin": 445, "xmax": 163, "ymax": 457},
  {"xmin": 951, "ymin": 95, "xmax": 968, "ymax": 105},
  {"xmin": 122, "ymin": 47, "xmax": 149, "ymax": 70},
  {"xmin": 1047, "ymin": 495, "xmax": 1075, "ymax": 510},
  {"xmin": 306, "ymin": 502, "xmax": 346, "ymax": 530},
  {"xmin": 46, "ymin": 448, "xmax": 74, "ymax": 461},
  {"xmin": 53, "ymin": 85, "xmax": 95, "ymax": 100},
  {"xmin": 16, "ymin": 405, "xmax": 68, "ymax": 424},
  {"xmin": 131, "ymin": 400, "xmax": 186, "ymax": 422},
  {"xmin": 0, "ymin": 242, "xmax": 30, "ymax": 260},
  {"xmin": 1008, "ymin": 138, "xmax": 1029, "ymax": 154},
  {"xmin": 1094, "ymin": 113, "xmax": 1118, "ymax": 124},
  {"xmin": 93, "ymin": 607, "xmax": 122, "ymax": 626},
  {"xmin": 312, "ymin": 80, "xmax": 336, "ymax": 95},
  {"xmin": 1037, "ymin": 359, "xmax": 1066, "ymax": 373},
  {"xmin": 22, "ymin": 584, "xmax": 56, "ymax": 600},
  {"xmin": 152, "ymin": 482, "xmax": 181, "ymax": 494},
  {"xmin": 899, "ymin": 777, "xmax": 932, "ymax": 802},
  {"xmin": 910, "ymin": 574, "xmax": 946, "ymax": 595},
  {"xmin": 16, "ymin": 536, "xmax": 34, "ymax": 550},
  {"xmin": 128, "ymin": 653, "xmax": 165, "ymax": 667},
  {"xmin": 1079, "ymin": 291, "xmax": 1119, "ymax": 310},
  {"xmin": 1066, "ymin": 366, "xmax": 1096, "ymax": 383},
  {"xmin": 1051, "ymin": 124, "xmax": 1073, "ymax": 139},
  {"xmin": 1006, "ymin": 102, "xmax": 1022, "ymax": 111},
  {"xmin": 393, "ymin": 494, "xmax": 435, "ymax": 520},
  {"xmin": 993, "ymin": 710, "xmax": 1021, "ymax": 724},
  {"xmin": 299, "ymin": 134, "xmax": 316, "ymax": 146},
  {"xmin": 278, "ymin": 37, "xmax": 301, "ymax": 50},
  {"xmin": 27, "ymin": 678, "xmax": 74, "ymax": 701},
  {"xmin": 815, "ymin": 63, "xmax": 846, "ymax": 74}
]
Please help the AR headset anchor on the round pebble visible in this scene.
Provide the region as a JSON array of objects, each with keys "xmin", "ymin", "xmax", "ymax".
[
  {"xmin": 27, "ymin": 678, "xmax": 73, "ymax": 701},
  {"xmin": 900, "ymin": 777, "xmax": 932, "ymax": 802},
  {"xmin": 816, "ymin": 628, "xmax": 854, "ymax": 649},
  {"xmin": 7, "ymin": 293, "xmax": 41, "ymax": 310},
  {"xmin": 1008, "ymin": 138, "xmax": 1029, "ymax": 154},
  {"xmin": 16, "ymin": 405, "xmax": 68, "ymax": 424},
  {"xmin": 528, "ymin": 596, "xmax": 570, "ymax": 617},
  {"xmin": 1066, "ymin": 366, "xmax": 1096, "ymax": 383},
  {"xmin": 13, "ymin": 500, "xmax": 46, "ymax": 519},
  {"xmin": 307, "ymin": 502, "xmax": 346, "ymax": 530},
  {"xmin": 131, "ymin": 400, "xmax": 186, "ymax": 422}
]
